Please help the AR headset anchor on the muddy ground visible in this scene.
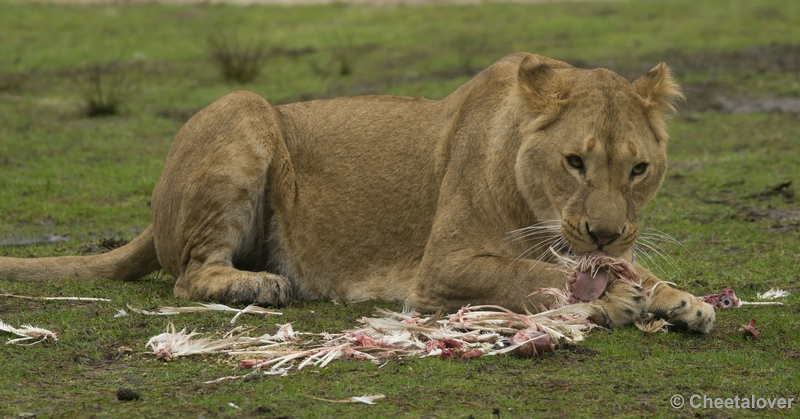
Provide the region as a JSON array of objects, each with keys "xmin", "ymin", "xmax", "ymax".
[
  {"xmin": 25, "ymin": 1, "xmax": 800, "ymax": 114},
  {"xmin": 270, "ymin": 42, "xmax": 800, "ymax": 114},
  {"xmin": 5, "ymin": 2, "xmax": 800, "ymax": 115},
  {"xmin": 574, "ymin": 43, "xmax": 800, "ymax": 114}
]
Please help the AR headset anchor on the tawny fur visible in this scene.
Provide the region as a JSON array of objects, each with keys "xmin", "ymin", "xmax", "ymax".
[{"xmin": 0, "ymin": 53, "xmax": 714, "ymax": 333}]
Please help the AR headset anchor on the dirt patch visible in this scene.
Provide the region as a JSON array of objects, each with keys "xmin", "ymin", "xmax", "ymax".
[
  {"xmin": 0, "ymin": 234, "xmax": 72, "ymax": 247},
  {"xmin": 565, "ymin": 344, "xmax": 600, "ymax": 356},
  {"xmin": 580, "ymin": 44, "xmax": 800, "ymax": 83},
  {"xmin": 682, "ymin": 87, "xmax": 800, "ymax": 114},
  {"xmin": 686, "ymin": 180, "xmax": 798, "ymax": 230},
  {"xmin": 665, "ymin": 44, "xmax": 800, "ymax": 76},
  {"xmin": 747, "ymin": 180, "xmax": 794, "ymax": 202},
  {"xmin": 80, "ymin": 237, "xmax": 130, "ymax": 254},
  {"xmin": 699, "ymin": 95, "xmax": 800, "ymax": 114},
  {"xmin": 743, "ymin": 208, "xmax": 800, "ymax": 230},
  {"xmin": 672, "ymin": 44, "xmax": 800, "ymax": 113}
]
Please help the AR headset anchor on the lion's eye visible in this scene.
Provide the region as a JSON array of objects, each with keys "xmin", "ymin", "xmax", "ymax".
[
  {"xmin": 566, "ymin": 155, "xmax": 584, "ymax": 170},
  {"xmin": 631, "ymin": 163, "xmax": 648, "ymax": 176}
]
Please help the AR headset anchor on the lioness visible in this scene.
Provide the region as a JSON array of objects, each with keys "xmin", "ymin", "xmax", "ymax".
[{"xmin": 0, "ymin": 53, "xmax": 714, "ymax": 333}]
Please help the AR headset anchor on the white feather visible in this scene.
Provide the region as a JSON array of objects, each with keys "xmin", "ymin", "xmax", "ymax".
[
  {"xmin": 756, "ymin": 288, "xmax": 790, "ymax": 300},
  {"xmin": 0, "ymin": 319, "xmax": 57, "ymax": 345}
]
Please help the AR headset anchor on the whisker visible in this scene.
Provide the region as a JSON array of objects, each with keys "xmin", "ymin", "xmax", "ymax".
[
  {"xmin": 633, "ymin": 244, "xmax": 669, "ymax": 278},
  {"xmin": 637, "ymin": 236, "xmax": 681, "ymax": 266},
  {"xmin": 508, "ymin": 227, "xmax": 559, "ymax": 239},
  {"xmin": 538, "ymin": 237, "xmax": 569, "ymax": 264},
  {"xmin": 513, "ymin": 236, "xmax": 562, "ymax": 264},
  {"xmin": 505, "ymin": 223, "xmax": 562, "ymax": 256},
  {"xmin": 509, "ymin": 232, "xmax": 559, "ymax": 246},
  {"xmin": 523, "ymin": 244, "xmax": 565, "ymax": 277},
  {"xmin": 507, "ymin": 223, "xmax": 561, "ymax": 240},
  {"xmin": 511, "ymin": 236, "xmax": 566, "ymax": 277},
  {"xmin": 635, "ymin": 238, "xmax": 683, "ymax": 277},
  {"xmin": 500, "ymin": 223, "xmax": 560, "ymax": 259},
  {"xmin": 640, "ymin": 227, "xmax": 689, "ymax": 254},
  {"xmin": 638, "ymin": 234, "xmax": 683, "ymax": 253},
  {"xmin": 504, "ymin": 217, "xmax": 568, "ymax": 276}
]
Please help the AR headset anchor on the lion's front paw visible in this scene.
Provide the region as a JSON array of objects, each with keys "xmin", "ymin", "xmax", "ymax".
[
  {"xmin": 647, "ymin": 284, "xmax": 715, "ymax": 334},
  {"xmin": 587, "ymin": 280, "xmax": 646, "ymax": 329}
]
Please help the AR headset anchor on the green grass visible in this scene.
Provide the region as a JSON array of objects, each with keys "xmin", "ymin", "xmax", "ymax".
[{"xmin": 1, "ymin": 0, "xmax": 800, "ymax": 417}]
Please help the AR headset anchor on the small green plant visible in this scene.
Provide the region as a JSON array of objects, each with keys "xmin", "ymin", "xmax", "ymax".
[
  {"xmin": 0, "ymin": 49, "xmax": 26, "ymax": 92},
  {"xmin": 332, "ymin": 46, "xmax": 352, "ymax": 76},
  {"xmin": 84, "ymin": 63, "xmax": 124, "ymax": 117},
  {"xmin": 0, "ymin": 71, "xmax": 26, "ymax": 92},
  {"xmin": 310, "ymin": 32, "xmax": 359, "ymax": 77},
  {"xmin": 208, "ymin": 29, "xmax": 270, "ymax": 83}
]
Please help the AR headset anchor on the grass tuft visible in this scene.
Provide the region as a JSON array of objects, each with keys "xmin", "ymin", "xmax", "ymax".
[
  {"xmin": 0, "ymin": 71, "xmax": 26, "ymax": 92},
  {"xmin": 208, "ymin": 29, "xmax": 270, "ymax": 83},
  {"xmin": 83, "ymin": 63, "xmax": 124, "ymax": 117},
  {"xmin": 333, "ymin": 47, "xmax": 352, "ymax": 76}
]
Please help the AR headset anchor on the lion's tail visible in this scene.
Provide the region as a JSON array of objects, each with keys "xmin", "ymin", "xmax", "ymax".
[{"xmin": 0, "ymin": 226, "xmax": 161, "ymax": 282}]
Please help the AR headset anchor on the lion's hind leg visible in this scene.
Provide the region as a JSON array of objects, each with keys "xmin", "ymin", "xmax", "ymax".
[
  {"xmin": 167, "ymin": 165, "xmax": 292, "ymax": 307},
  {"xmin": 152, "ymin": 91, "xmax": 295, "ymax": 307},
  {"xmin": 168, "ymin": 193, "xmax": 292, "ymax": 306},
  {"xmin": 164, "ymin": 163, "xmax": 293, "ymax": 307}
]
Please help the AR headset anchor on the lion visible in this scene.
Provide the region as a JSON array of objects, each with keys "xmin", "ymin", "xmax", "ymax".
[{"xmin": 0, "ymin": 53, "xmax": 714, "ymax": 333}]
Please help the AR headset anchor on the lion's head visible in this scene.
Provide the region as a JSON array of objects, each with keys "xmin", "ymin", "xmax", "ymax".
[{"xmin": 513, "ymin": 55, "xmax": 683, "ymax": 258}]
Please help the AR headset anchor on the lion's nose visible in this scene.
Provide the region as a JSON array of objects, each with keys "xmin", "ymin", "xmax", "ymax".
[{"xmin": 586, "ymin": 223, "xmax": 621, "ymax": 246}]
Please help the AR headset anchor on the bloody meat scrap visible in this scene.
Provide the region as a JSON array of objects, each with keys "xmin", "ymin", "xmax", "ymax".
[
  {"xmin": 698, "ymin": 286, "xmax": 741, "ymax": 309},
  {"xmin": 738, "ymin": 318, "xmax": 761, "ymax": 339}
]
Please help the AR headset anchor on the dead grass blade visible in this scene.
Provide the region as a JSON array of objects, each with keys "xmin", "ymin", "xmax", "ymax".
[
  {"xmin": 1, "ymin": 293, "xmax": 110, "ymax": 302},
  {"xmin": 308, "ymin": 394, "xmax": 386, "ymax": 405},
  {"xmin": 126, "ymin": 303, "xmax": 281, "ymax": 323}
]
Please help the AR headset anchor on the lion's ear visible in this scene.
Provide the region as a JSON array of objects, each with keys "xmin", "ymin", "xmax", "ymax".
[
  {"xmin": 517, "ymin": 55, "xmax": 562, "ymax": 113},
  {"xmin": 518, "ymin": 55, "xmax": 552, "ymax": 91},
  {"xmin": 632, "ymin": 63, "xmax": 684, "ymax": 115},
  {"xmin": 632, "ymin": 63, "xmax": 684, "ymax": 142}
]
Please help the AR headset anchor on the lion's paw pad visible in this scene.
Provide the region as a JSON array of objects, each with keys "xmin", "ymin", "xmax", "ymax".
[{"xmin": 650, "ymin": 292, "xmax": 715, "ymax": 334}]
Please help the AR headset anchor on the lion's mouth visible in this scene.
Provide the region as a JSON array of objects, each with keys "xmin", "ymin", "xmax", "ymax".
[{"xmin": 560, "ymin": 250, "xmax": 639, "ymax": 303}]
